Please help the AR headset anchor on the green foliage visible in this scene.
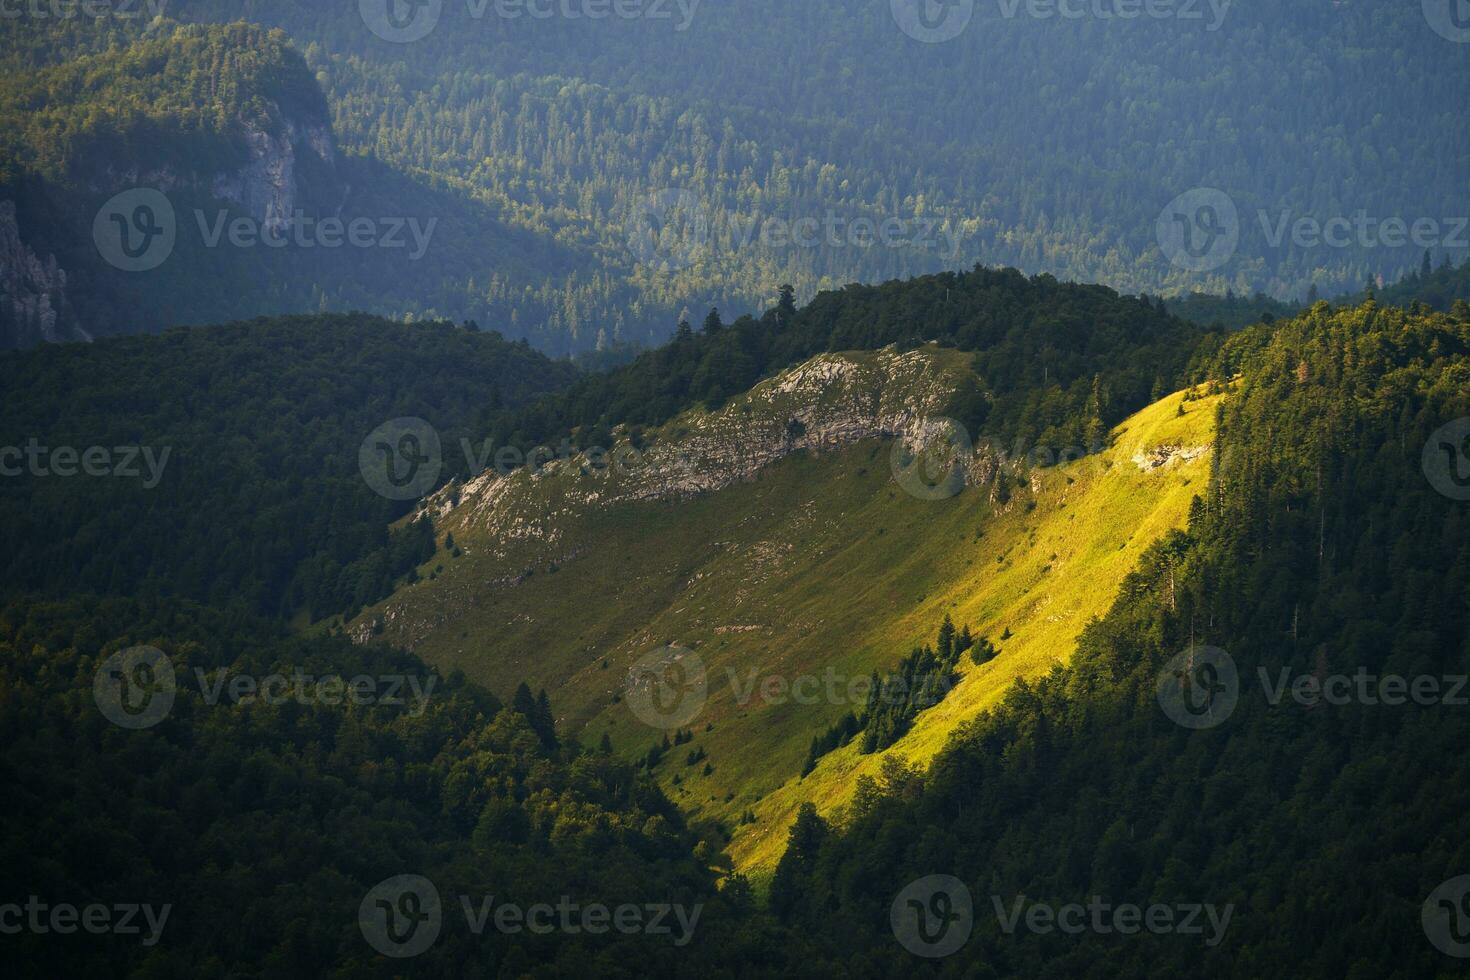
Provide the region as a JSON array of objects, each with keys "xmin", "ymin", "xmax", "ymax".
[
  {"xmin": 0, "ymin": 594, "xmax": 792, "ymax": 977},
  {"xmin": 181, "ymin": 1, "xmax": 1470, "ymax": 306},
  {"xmin": 8, "ymin": 6, "xmax": 1468, "ymax": 353},
  {"xmin": 0, "ymin": 313, "xmax": 574, "ymax": 618},
  {"xmin": 479, "ymin": 266, "xmax": 1205, "ymax": 466},
  {"xmin": 0, "ymin": 22, "xmax": 325, "ymax": 181},
  {"xmin": 858, "ymin": 640, "xmax": 961, "ymax": 756},
  {"xmin": 803, "ymin": 615, "xmax": 973, "ymax": 776},
  {"xmin": 774, "ymin": 301, "xmax": 1470, "ymax": 974}
]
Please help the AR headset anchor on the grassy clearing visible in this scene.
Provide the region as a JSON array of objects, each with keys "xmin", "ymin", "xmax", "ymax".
[{"xmin": 353, "ymin": 354, "xmax": 1219, "ymax": 875}]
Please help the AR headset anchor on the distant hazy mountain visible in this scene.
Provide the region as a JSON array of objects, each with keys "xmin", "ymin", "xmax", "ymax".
[{"xmin": 4, "ymin": 3, "xmax": 1466, "ymax": 352}]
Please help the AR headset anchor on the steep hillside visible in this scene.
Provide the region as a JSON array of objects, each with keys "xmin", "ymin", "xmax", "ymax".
[
  {"xmin": 0, "ymin": 21, "xmax": 590, "ymax": 350},
  {"xmin": 0, "ymin": 595, "xmax": 783, "ymax": 977},
  {"xmin": 178, "ymin": 0, "xmax": 1469, "ymax": 313},
  {"xmin": 767, "ymin": 300, "xmax": 1470, "ymax": 976},
  {"xmin": 352, "ymin": 345, "xmax": 1220, "ymax": 872}
]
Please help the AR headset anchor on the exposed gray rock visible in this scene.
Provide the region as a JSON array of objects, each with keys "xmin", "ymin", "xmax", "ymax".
[
  {"xmin": 0, "ymin": 201, "xmax": 88, "ymax": 347},
  {"xmin": 211, "ymin": 119, "xmax": 336, "ymax": 234}
]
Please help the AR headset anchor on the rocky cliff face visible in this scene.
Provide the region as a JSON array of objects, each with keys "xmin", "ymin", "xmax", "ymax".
[
  {"xmin": 211, "ymin": 117, "xmax": 337, "ymax": 234},
  {"xmin": 351, "ymin": 345, "xmax": 1069, "ymax": 645},
  {"xmin": 2, "ymin": 102, "xmax": 338, "ymax": 349},
  {"xmin": 0, "ymin": 201, "xmax": 87, "ymax": 348},
  {"xmin": 423, "ymin": 347, "xmax": 994, "ymax": 552}
]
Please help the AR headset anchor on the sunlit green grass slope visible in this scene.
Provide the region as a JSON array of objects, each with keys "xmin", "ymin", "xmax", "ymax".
[{"xmin": 352, "ymin": 349, "xmax": 1220, "ymax": 874}]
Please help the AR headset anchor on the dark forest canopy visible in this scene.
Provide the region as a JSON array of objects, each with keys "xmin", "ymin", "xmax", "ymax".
[{"xmin": 0, "ymin": 313, "xmax": 575, "ymax": 619}]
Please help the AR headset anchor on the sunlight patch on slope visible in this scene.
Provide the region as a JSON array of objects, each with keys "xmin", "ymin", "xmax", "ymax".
[{"xmin": 727, "ymin": 387, "xmax": 1220, "ymax": 873}]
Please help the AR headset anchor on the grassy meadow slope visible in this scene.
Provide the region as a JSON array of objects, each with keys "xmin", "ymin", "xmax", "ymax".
[{"xmin": 350, "ymin": 347, "xmax": 1220, "ymax": 873}]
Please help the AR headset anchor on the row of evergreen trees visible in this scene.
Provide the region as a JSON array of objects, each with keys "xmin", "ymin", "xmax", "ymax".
[
  {"xmin": 801, "ymin": 616, "xmax": 987, "ymax": 776},
  {"xmin": 769, "ymin": 299, "xmax": 1470, "ymax": 975}
]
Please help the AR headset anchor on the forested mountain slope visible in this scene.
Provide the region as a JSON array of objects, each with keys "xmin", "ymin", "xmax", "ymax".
[
  {"xmin": 179, "ymin": 0, "xmax": 1469, "ymax": 321},
  {"xmin": 770, "ymin": 299, "xmax": 1470, "ymax": 975},
  {"xmin": 5, "ymin": 3, "xmax": 1466, "ymax": 352},
  {"xmin": 0, "ymin": 22, "xmax": 587, "ymax": 349},
  {"xmin": 3, "ymin": 272, "xmax": 1469, "ymax": 975},
  {"xmin": 474, "ymin": 267, "xmax": 1208, "ymax": 462},
  {"xmin": 0, "ymin": 313, "xmax": 575, "ymax": 618},
  {"xmin": 353, "ymin": 353, "xmax": 1221, "ymax": 874},
  {"xmin": 0, "ymin": 596, "xmax": 793, "ymax": 977}
]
